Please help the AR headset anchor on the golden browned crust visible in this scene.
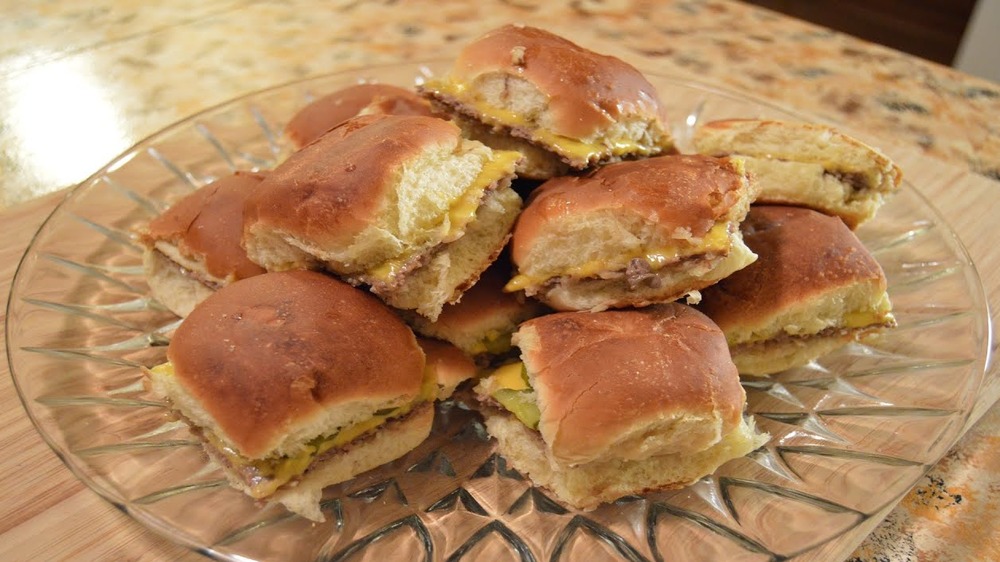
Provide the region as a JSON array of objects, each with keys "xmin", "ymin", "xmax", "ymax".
[
  {"xmin": 516, "ymin": 303, "xmax": 745, "ymax": 464},
  {"xmin": 445, "ymin": 25, "xmax": 667, "ymax": 138},
  {"xmin": 421, "ymin": 24, "xmax": 672, "ymax": 169},
  {"xmin": 244, "ymin": 113, "xmax": 462, "ymax": 249},
  {"xmin": 284, "ymin": 84, "xmax": 435, "ymax": 149},
  {"xmin": 167, "ymin": 270, "xmax": 425, "ymax": 459},
  {"xmin": 697, "ymin": 205, "xmax": 888, "ymax": 332},
  {"xmin": 141, "ymin": 171, "xmax": 267, "ymax": 281},
  {"xmin": 511, "ymin": 155, "xmax": 750, "ymax": 266}
]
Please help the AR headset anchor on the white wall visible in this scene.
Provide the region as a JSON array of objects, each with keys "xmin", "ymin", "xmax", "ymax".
[{"xmin": 954, "ymin": 0, "xmax": 1000, "ymax": 83}]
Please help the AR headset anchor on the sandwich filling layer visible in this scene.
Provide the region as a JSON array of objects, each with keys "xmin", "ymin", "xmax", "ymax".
[
  {"xmin": 361, "ymin": 150, "xmax": 522, "ymax": 287},
  {"xmin": 426, "ymin": 79, "xmax": 666, "ymax": 167},
  {"xmin": 505, "ymin": 221, "xmax": 733, "ymax": 293},
  {"xmin": 150, "ymin": 362, "xmax": 437, "ymax": 498}
]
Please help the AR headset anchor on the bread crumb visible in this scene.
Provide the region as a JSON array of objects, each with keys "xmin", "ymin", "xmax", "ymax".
[{"xmin": 511, "ymin": 46, "xmax": 527, "ymax": 66}]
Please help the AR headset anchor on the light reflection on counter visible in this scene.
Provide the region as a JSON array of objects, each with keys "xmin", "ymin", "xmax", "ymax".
[{"xmin": 1, "ymin": 54, "xmax": 131, "ymax": 207}]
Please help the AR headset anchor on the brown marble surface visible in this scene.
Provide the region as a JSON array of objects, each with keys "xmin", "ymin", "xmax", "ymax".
[{"xmin": 0, "ymin": 1, "xmax": 998, "ymax": 561}]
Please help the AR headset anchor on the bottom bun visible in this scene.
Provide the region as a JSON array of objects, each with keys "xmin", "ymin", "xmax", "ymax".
[
  {"xmin": 237, "ymin": 404, "xmax": 434, "ymax": 522},
  {"xmin": 730, "ymin": 328, "xmax": 879, "ymax": 376},
  {"xmin": 482, "ymin": 411, "xmax": 767, "ymax": 511},
  {"xmin": 143, "ymin": 249, "xmax": 215, "ymax": 317}
]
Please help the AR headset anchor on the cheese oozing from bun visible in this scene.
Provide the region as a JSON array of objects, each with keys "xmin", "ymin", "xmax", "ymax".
[
  {"xmin": 420, "ymin": 24, "xmax": 675, "ymax": 179},
  {"xmin": 697, "ymin": 205, "xmax": 896, "ymax": 375},
  {"xmin": 243, "ymin": 113, "xmax": 523, "ymax": 321},
  {"xmin": 506, "ymin": 154, "xmax": 759, "ymax": 311},
  {"xmin": 147, "ymin": 271, "xmax": 434, "ymax": 521},
  {"xmin": 474, "ymin": 303, "xmax": 768, "ymax": 510}
]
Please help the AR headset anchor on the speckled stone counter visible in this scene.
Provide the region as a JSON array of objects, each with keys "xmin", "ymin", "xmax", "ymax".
[
  {"xmin": 0, "ymin": 1, "xmax": 998, "ymax": 561},
  {"xmin": 2, "ymin": 0, "xmax": 998, "ymax": 209}
]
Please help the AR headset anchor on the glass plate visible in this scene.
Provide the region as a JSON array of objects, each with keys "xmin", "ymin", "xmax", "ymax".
[{"xmin": 7, "ymin": 61, "xmax": 991, "ymax": 562}]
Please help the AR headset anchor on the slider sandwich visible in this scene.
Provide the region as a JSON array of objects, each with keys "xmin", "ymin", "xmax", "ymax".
[
  {"xmin": 420, "ymin": 24, "xmax": 674, "ymax": 180},
  {"xmin": 147, "ymin": 270, "xmax": 435, "ymax": 521},
  {"xmin": 693, "ymin": 119, "xmax": 903, "ymax": 229},
  {"xmin": 284, "ymin": 83, "xmax": 435, "ymax": 150},
  {"xmin": 404, "ymin": 253, "xmax": 550, "ymax": 365},
  {"xmin": 243, "ymin": 113, "xmax": 524, "ymax": 321},
  {"xmin": 697, "ymin": 205, "xmax": 896, "ymax": 376},
  {"xmin": 474, "ymin": 303, "xmax": 768, "ymax": 510},
  {"xmin": 139, "ymin": 171, "xmax": 267, "ymax": 317},
  {"xmin": 506, "ymin": 154, "xmax": 759, "ymax": 311}
]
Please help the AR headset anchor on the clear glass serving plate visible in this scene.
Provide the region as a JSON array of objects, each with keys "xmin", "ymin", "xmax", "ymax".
[{"xmin": 6, "ymin": 61, "xmax": 991, "ymax": 562}]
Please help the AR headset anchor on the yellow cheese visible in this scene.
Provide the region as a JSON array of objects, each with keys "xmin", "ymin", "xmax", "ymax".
[
  {"xmin": 505, "ymin": 222, "xmax": 731, "ymax": 292},
  {"xmin": 491, "ymin": 361, "xmax": 529, "ymax": 391},
  {"xmin": 367, "ymin": 150, "xmax": 520, "ymax": 283},
  {"xmin": 484, "ymin": 361, "xmax": 540, "ymax": 429},
  {"xmin": 468, "ymin": 329, "xmax": 514, "ymax": 356},
  {"xmin": 843, "ymin": 293, "xmax": 894, "ymax": 329}
]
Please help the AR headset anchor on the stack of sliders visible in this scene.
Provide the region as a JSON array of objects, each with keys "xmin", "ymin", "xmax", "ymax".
[
  {"xmin": 140, "ymin": 22, "xmax": 907, "ymax": 517},
  {"xmin": 147, "ymin": 270, "xmax": 435, "ymax": 521},
  {"xmin": 419, "ymin": 24, "xmax": 675, "ymax": 180},
  {"xmin": 138, "ymin": 171, "xmax": 267, "ymax": 317},
  {"xmin": 697, "ymin": 205, "xmax": 896, "ymax": 376},
  {"xmin": 474, "ymin": 304, "xmax": 769, "ymax": 510},
  {"xmin": 242, "ymin": 112, "xmax": 523, "ymax": 321}
]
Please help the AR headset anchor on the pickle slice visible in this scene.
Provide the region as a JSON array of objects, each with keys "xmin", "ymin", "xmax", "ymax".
[{"xmin": 493, "ymin": 388, "xmax": 540, "ymax": 429}]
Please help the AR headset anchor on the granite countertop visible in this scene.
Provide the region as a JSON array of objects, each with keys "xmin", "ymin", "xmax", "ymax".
[
  {"xmin": 0, "ymin": 1, "xmax": 998, "ymax": 561},
  {"xmin": 2, "ymin": 0, "xmax": 998, "ymax": 209}
]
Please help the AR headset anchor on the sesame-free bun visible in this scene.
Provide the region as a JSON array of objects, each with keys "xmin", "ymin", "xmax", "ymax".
[
  {"xmin": 284, "ymin": 83, "xmax": 435, "ymax": 150},
  {"xmin": 692, "ymin": 119, "xmax": 902, "ymax": 228},
  {"xmin": 508, "ymin": 155, "xmax": 758, "ymax": 311},
  {"xmin": 149, "ymin": 271, "xmax": 433, "ymax": 520},
  {"xmin": 138, "ymin": 171, "xmax": 267, "ymax": 317},
  {"xmin": 243, "ymin": 113, "xmax": 523, "ymax": 320},
  {"xmin": 420, "ymin": 24, "xmax": 674, "ymax": 178},
  {"xmin": 476, "ymin": 304, "xmax": 767, "ymax": 510},
  {"xmin": 697, "ymin": 205, "xmax": 895, "ymax": 375}
]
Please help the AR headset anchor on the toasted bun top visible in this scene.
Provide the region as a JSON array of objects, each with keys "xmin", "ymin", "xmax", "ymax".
[
  {"xmin": 167, "ymin": 270, "xmax": 425, "ymax": 458},
  {"xmin": 515, "ymin": 303, "xmax": 745, "ymax": 465},
  {"xmin": 245, "ymin": 113, "xmax": 462, "ymax": 248},
  {"xmin": 284, "ymin": 83, "xmax": 435, "ymax": 149},
  {"xmin": 697, "ymin": 205, "xmax": 888, "ymax": 331},
  {"xmin": 445, "ymin": 24, "xmax": 667, "ymax": 139},
  {"xmin": 511, "ymin": 155, "xmax": 749, "ymax": 266},
  {"xmin": 143, "ymin": 171, "xmax": 266, "ymax": 281}
]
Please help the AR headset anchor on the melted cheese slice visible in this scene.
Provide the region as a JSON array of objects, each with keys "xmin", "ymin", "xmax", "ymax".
[
  {"xmin": 842, "ymin": 293, "xmax": 894, "ymax": 329},
  {"xmin": 367, "ymin": 150, "xmax": 521, "ymax": 283},
  {"xmin": 430, "ymin": 80, "xmax": 656, "ymax": 163},
  {"xmin": 505, "ymin": 221, "xmax": 732, "ymax": 292}
]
